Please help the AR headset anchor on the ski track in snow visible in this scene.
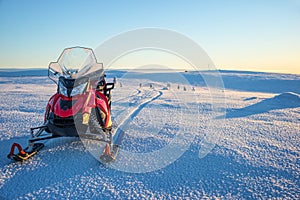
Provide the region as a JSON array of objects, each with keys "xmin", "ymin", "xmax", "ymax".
[
  {"xmin": 114, "ymin": 88, "xmax": 162, "ymax": 139},
  {"xmin": 0, "ymin": 72, "xmax": 299, "ymax": 199}
]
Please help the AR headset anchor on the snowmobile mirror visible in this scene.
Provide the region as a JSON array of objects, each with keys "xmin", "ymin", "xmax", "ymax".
[{"xmin": 48, "ymin": 62, "xmax": 62, "ymax": 84}]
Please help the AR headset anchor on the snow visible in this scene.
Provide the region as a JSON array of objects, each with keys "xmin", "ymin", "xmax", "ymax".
[{"xmin": 0, "ymin": 69, "xmax": 299, "ymax": 199}]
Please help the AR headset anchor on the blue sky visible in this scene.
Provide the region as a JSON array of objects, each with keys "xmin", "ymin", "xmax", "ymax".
[{"xmin": 0, "ymin": 0, "xmax": 299, "ymax": 74}]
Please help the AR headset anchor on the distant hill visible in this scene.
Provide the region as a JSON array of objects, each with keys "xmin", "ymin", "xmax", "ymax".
[
  {"xmin": 0, "ymin": 68, "xmax": 299, "ymax": 94},
  {"xmin": 0, "ymin": 68, "xmax": 48, "ymax": 77}
]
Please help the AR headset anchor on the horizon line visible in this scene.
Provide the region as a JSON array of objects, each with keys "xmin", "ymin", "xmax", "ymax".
[{"xmin": 0, "ymin": 67, "xmax": 299, "ymax": 75}]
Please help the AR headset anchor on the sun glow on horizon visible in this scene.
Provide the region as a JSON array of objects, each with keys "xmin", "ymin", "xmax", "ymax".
[{"xmin": 0, "ymin": 1, "xmax": 299, "ymax": 75}]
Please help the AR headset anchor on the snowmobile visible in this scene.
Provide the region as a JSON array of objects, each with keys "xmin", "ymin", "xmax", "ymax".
[{"xmin": 8, "ymin": 47, "xmax": 122, "ymax": 162}]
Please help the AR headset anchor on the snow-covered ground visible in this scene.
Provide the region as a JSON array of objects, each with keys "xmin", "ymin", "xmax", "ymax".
[{"xmin": 0, "ymin": 69, "xmax": 299, "ymax": 199}]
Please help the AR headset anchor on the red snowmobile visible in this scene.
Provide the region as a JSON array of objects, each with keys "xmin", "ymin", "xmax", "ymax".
[{"xmin": 8, "ymin": 47, "xmax": 121, "ymax": 162}]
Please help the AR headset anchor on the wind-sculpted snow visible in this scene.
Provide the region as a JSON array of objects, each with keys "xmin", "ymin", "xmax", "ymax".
[
  {"xmin": 223, "ymin": 92, "xmax": 300, "ymax": 119},
  {"xmin": 0, "ymin": 70, "xmax": 299, "ymax": 199}
]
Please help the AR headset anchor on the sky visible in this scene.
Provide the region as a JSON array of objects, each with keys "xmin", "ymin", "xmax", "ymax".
[{"xmin": 0, "ymin": 0, "xmax": 299, "ymax": 74}]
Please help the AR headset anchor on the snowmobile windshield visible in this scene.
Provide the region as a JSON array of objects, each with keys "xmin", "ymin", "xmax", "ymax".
[{"xmin": 48, "ymin": 47, "xmax": 104, "ymax": 89}]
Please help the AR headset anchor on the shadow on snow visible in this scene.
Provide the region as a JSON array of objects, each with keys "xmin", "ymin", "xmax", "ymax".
[{"xmin": 221, "ymin": 92, "xmax": 300, "ymax": 119}]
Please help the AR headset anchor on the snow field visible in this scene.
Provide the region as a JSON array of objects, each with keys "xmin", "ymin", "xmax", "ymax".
[{"xmin": 0, "ymin": 71, "xmax": 299, "ymax": 199}]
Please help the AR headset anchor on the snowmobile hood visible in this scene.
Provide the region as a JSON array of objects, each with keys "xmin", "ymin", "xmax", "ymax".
[{"xmin": 51, "ymin": 91, "xmax": 96, "ymax": 118}]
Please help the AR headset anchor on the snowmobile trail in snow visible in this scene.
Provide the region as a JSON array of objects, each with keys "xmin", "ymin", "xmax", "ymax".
[
  {"xmin": 114, "ymin": 89, "xmax": 141, "ymax": 103},
  {"xmin": 113, "ymin": 89, "xmax": 163, "ymax": 145},
  {"xmin": 64, "ymin": 87, "xmax": 162, "ymax": 166}
]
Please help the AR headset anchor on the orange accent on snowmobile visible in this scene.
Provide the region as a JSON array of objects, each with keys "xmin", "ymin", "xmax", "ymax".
[{"xmin": 9, "ymin": 143, "xmax": 26, "ymax": 156}]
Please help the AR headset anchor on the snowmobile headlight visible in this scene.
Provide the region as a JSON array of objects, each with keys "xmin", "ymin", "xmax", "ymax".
[
  {"xmin": 70, "ymin": 82, "xmax": 88, "ymax": 96},
  {"xmin": 58, "ymin": 82, "xmax": 68, "ymax": 96},
  {"xmin": 59, "ymin": 81, "xmax": 87, "ymax": 97}
]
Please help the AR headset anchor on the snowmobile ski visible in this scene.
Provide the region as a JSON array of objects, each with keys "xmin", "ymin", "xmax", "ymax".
[
  {"xmin": 100, "ymin": 144, "xmax": 119, "ymax": 163},
  {"xmin": 99, "ymin": 129, "xmax": 125, "ymax": 163},
  {"xmin": 7, "ymin": 143, "xmax": 44, "ymax": 161}
]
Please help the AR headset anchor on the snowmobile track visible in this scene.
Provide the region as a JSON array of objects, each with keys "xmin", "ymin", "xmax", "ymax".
[
  {"xmin": 114, "ymin": 89, "xmax": 141, "ymax": 103},
  {"xmin": 113, "ymin": 89, "xmax": 163, "ymax": 144}
]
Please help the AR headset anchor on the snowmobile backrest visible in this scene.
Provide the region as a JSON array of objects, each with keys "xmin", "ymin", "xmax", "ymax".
[{"xmin": 96, "ymin": 81, "xmax": 114, "ymax": 103}]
